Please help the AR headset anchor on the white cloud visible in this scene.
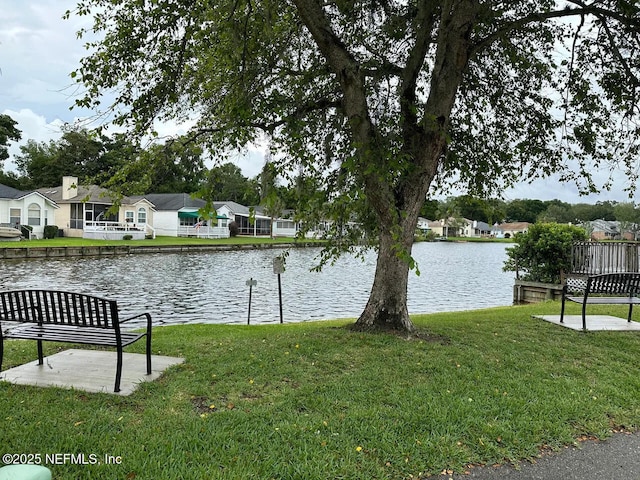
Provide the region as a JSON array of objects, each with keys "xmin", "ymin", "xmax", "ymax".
[{"xmin": 3, "ymin": 108, "xmax": 66, "ymax": 171}]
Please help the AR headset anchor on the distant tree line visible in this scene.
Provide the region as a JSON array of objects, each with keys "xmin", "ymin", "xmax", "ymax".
[
  {"xmin": 1, "ymin": 122, "xmax": 639, "ymax": 226},
  {"xmin": 421, "ymin": 195, "xmax": 640, "ymax": 226}
]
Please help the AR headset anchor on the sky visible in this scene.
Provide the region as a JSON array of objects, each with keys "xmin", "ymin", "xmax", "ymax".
[{"xmin": 1, "ymin": 1, "xmax": 637, "ymax": 204}]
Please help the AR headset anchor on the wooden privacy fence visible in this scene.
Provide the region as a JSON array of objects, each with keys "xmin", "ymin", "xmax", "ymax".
[{"xmin": 570, "ymin": 242, "xmax": 640, "ymax": 275}]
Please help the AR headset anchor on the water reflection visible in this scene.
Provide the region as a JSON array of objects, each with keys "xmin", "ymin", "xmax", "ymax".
[{"xmin": 0, "ymin": 242, "xmax": 514, "ymax": 327}]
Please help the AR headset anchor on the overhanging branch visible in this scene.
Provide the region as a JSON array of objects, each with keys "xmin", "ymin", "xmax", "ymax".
[{"xmin": 471, "ymin": 4, "xmax": 639, "ymax": 58}]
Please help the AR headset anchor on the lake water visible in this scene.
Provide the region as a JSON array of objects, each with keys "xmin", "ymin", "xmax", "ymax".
[{"xmin": 0, "ymin": 242, "xmax": 515, "ymax": 327}]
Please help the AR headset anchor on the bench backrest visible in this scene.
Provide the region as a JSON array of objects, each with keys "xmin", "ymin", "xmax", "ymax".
[
  {"xmin": 0, "ymin": 290, "xmax": 119, "ymax": 329},
  {"xmin": 586, "ymin": 273, "xmax": 640, "ymax": 295}
]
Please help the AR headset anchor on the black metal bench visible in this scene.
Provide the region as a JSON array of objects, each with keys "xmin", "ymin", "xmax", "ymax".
[
  {"xmin": 560, "ymin": 273, "xmax": 640, "ymax": 330},
  {"xmin": 0, "ymin": 290, "xmax": 152, "ymax": 392}
]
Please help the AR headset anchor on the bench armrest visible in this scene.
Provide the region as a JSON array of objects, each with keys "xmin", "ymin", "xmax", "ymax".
[{"xmin": 120, "ymin": 312, "xmax": 153, "ymax": 332}]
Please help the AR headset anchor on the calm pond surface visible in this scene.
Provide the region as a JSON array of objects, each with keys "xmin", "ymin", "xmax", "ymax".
[{"xmin": 1, "ymin": 242, "xmax": 515, "ymax": 327}]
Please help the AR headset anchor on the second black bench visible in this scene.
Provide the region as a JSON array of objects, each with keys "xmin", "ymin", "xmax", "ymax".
[{"xmin": 560, "ymin": 273, "xmax": 640, "ymax": 330}]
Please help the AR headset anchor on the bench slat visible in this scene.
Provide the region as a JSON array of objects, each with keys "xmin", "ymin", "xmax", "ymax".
[
  {"xmin": 5, "ymin": 325, "xmax": 144, "ymax": 347},
  {"xmin": 566, "ymin": 296, "xmax": 640, "ymax": 305}
]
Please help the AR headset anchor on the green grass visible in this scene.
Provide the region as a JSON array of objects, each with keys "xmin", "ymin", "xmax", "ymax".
[
  {"xmin": 3, "ymin": 302, "xmax": 640, "ymax": 478},
  {"xmin": 0, "ymin": 235, "xmax": 310, "ymax": 248}
]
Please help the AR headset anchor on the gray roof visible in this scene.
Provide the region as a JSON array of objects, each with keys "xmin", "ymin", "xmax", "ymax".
[
  {"xmin": 38, "ymin": 184, "xmax": 115, "ymax": 205},
  {"xmin": 474, "ymin": 221, "xmax": 492, "ymax": 231},
  {"xmin": 137, "ymin": 193, "xmax": 206, "ymax": 211},
  {"xmin": 0, "ymin": 183, "xmax": 30, "ymax": 200},
  {"xmin": 0, "ymin": 183, "xmax": 58, "ymax": 207},
  {"xmin": 214, "ymin": 201, "xmax": 251, "ymax": 215}
]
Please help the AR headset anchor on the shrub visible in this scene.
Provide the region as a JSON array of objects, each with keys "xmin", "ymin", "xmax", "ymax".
[
  {"xmin": 503, "ymin": 223, "xmax": 587, "ymax": 283},
  {"xmin": 122, "ymin": 234, "xmax": 133, "ymax": 240},
  {"xmin": 43, "ymin": 225, "xmax": 59, "ymax": 239},
  {"xmin": 229, "ymin": 221, "xmax": 239, "ymax": 237},
  {"xmin": 414, "ymin": 229, "xmax": 437, "ymax": 242}
]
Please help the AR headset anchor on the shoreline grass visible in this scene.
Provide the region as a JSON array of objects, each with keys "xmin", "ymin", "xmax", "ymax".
[{"xmin": 3, "ymin": 301, "xmax": 640, "ymax": 478}]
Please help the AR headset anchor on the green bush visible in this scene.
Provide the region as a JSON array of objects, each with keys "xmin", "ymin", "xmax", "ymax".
[
  {"xmin": 43, "ymin": 225, "xmax": 59, "ymax": 239},
  {"xmin": 414, "ymin": 229, "xmax": 437, "ymax": 242},
  {"xmin": 122, "ymin": 234, "xmax": 133, "ymax": 240},
  {"xmin": 229, "ymin": 221, "xmax": 239, "ymax": 237},
  {"xmin": 503, "ymin": 223, "xmax": 587, "ymax": 283}
]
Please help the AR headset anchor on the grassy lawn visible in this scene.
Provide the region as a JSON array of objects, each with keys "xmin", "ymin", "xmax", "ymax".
[
  {"xmin": 0, "ymin": 236, "xmax": 308, "ymax": 248},
  {"xmin": 3, "ymin": 301, "xmax": 640, "ymax": 478}
]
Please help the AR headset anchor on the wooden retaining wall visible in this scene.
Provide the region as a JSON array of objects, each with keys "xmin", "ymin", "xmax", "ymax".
[{"xmin": 513, "ymin": 279, "xmax": 564, "ymax": 304}]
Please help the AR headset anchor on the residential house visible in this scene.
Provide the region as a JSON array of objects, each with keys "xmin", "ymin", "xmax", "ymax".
[
  {"xmin": 492, "ymin": 222, "xmax": 530, "ymax": 239},
  {"xmin": 0, "ymin": 183, "xmax": 59, "ymax": 238},
  {"xmin": 469, "ymin": 220, "xmax": 492, "ymax": 238},
  {"xmin": 138, "ymin": 193, "xmax": 229, "ymax": 238},
  {"xmin": 416, "ymin": 217, "xmax": 431, "ymax": 233},
  {"xmin": 140, "ymin": 196, "xmax": 295, "ymax": 238},
  {"xmin": 214, "ymin": 201, "xmax": 273, "ymax": 236},
  {"xmin": 38, "ymin": 176, "xmax": 155, "ymax": 239},
  {"xmin": 427, "ymin": 218, "xmax": 468, "ymax": 238},
  {"xmin": 271, "ymin": 209, "xmax": 299, "ymax": 237},
  {"xmin": 587, "ymin": 219, "xmax": 626, "ymax": 240}
]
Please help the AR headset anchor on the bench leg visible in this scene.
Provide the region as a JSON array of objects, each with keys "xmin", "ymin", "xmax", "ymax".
[
  {"xmin": 0, "ymin": 337, "xmax": 4, "ymax": 372},
  {"xmin": 37, "ymin": 340, "xmax": 43, "ymax": 365},
  {"xmin": 582, "ymin": 302, "xmax": 587, "ymax": 331},
  {"xmin": 560, "ymin": 296, "xmax": 566, "ymax": 323},
  {"xmin": 114, "ymin": 347, "xmax": 123, "ymax": 393},
  {"xmin": 629, "ymin": 304, "xmax": 634, "ymax": 323},
  {"xmin": 146, "ymin": 332, "xmax": 152, "ymax": 375}
]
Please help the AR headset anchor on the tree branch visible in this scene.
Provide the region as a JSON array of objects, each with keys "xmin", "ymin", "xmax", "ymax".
[
  {"xmin": 471, "ymin": 4, "xmax": 639, "ymax": 58},
  {"xmin": 181, "ymin": 97, "xmax": 343, "ymax": 146},
  {"xmin": 399, "ymin": 2, "xmax": 439, "ymax": 133}
]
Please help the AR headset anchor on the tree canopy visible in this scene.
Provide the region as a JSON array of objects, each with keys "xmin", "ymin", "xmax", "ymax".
[
  {"xmin": 0, "ymin": 114, "xmax": 22, "ymax": 166},
  {"xmin": 15, "ymin": 126, "xmax": 127, "ymax": 189},
  {"xmin": 69, "ymin": 0, "xmax": 640, "ymax": 333}
]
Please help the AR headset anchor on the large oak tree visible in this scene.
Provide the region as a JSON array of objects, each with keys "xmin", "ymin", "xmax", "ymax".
[{"xmin": 69, "ymin": 1, "xmax": 640, "ymax": 333}]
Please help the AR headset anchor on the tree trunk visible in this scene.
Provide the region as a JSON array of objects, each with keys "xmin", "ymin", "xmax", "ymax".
[
  {"xmin": 354, "ymin": 221, "xmax": 417, "ymax": 334},
  {"xmin": 294, "ymin": 0, "xmax": 477, "ymax": 334}
]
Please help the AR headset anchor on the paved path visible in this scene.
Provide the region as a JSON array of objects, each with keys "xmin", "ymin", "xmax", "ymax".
[{"xmin": 451, "ymin": 431, "xmax": 640, "ymax": 479}]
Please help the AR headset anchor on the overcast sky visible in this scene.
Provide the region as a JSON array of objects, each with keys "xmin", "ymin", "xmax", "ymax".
[{"xmin": 1, "ymin": 1, "xmax": 636, "ymax": 204}]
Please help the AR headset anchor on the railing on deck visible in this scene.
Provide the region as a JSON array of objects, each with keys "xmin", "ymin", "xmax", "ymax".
[
  {"xmin": 177, "ymin": 225, "xmax": 230, "ymax": 239},
  {"xmin": 84, "ymin": 221, "xmax": 155, "ymax": 238}
]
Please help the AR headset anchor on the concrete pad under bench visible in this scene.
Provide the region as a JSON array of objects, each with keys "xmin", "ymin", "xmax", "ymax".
[
  {"xmin": 0, "ymin": 349, "xmax": 184, "ymax": 395},
  {"xmin": 534, "ymin": 315, "xmax": 640, "ymax": 331}
]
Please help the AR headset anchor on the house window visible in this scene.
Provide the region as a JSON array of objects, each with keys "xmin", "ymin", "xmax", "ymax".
[
  {"xmin": 27, "ymin": 203, "xmax": 41, "ymax": 226},
  {"xmin": 70, "ymin": 204, "xmax": 83, "ymax": 229},
  {"xmin": 125, "ymin": 211, "xmax": 134, "ymax": 223},
  {"xmin": 9, "ymin": 208, "xmax": 20, "ymax": 226},
  {"xmin": 276, "ymin": 220, "xmax": 296, "ymax": 230},
  {"xmin": 137, "ymin": 207, "xmax": 147, "ymax": 224},
  {"xmin": 85, "ymin": 203, "xmax": 95, "ymax": 222}
]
